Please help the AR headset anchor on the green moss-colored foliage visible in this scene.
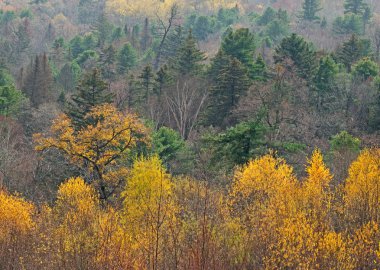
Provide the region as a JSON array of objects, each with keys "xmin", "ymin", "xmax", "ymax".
[
  {"xmin": 352, "ymin": 57, "xmax": 379, "ymax": 80},
  {"xmin": 206, "ymin": 119, "xmax": 267, "ymax": 169},
  {"xmin": 330, "ymin": 131, "xmax": 361, "ymax": 153}
]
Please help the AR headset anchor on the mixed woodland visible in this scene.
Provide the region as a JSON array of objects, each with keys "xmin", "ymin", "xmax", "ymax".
[{"xmin": 1, "ymin": 0, "xmax": 380, "ymax": 269}]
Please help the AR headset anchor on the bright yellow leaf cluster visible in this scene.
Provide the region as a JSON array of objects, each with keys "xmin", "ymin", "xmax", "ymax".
[
  {"xmin": 2, "ymin": 148, "xmax": 380, "ymax": 269},
  {"xmin": 34, "ymin": 104, "xmax": 149, "ymax": 200}
]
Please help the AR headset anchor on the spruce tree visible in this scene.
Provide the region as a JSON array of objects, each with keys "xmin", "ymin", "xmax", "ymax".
[
  {"xmin": 138, "ymin": 65, "xmax": 155, "ymax": 103},
  {"xmin": 118, "ymin": 42, "xmax": 137, "ymax": 74},
  {"xmin": 314, "ymin": 55, "xmax": 338, "ymax": 93},
  {"xmin": 22, "ymin": 54, "xmax": 53, "ymax": 107},
  {"xmin": 313, "ymin": 55, "xmax": 339, "ymax": 111},
  {"xmin": 161, "ymin": 25, "xmax": 186, "ymax": 63},
  {"xmin": 221, "ymin": 28, "xmax": 256, "ymax": 76},
  {"xmin": 207, "ymin": 54, "xmax": 251, "ymax": 127},
  {"xmin": 67, "ymin": 68, "xmax": 113, "ymax": 129},
  {"xmin": 344, "ymin": 0, "xmax": 368, "ymax": 15},
  {"xmin": 336, "ymin": 34, "xmax": 371, "ymax": 71},
  {"xmin": 252, "ymin": 55, "xmax": 268, "ymax": 81},
  {"xmin": 154, "ymin": 65, "xmax": 171, "ymax": 97},
  {"xmin": 140, "ymin": 18, "xmax": 152, "ymax": 51},
  {"xmin": 99, "ymin": 45, "xmax": 116, "ymax": 81},
  {"xmin": 274, "ymin": 33, "xmax": 317, "ymax": 80},
  {"xmin": 173, "ymin": 30, "xmax": 206, "ymax": 75},
  {"xmin": 302, "ymin": 0, "xmax": 322, "ymax": 22}
]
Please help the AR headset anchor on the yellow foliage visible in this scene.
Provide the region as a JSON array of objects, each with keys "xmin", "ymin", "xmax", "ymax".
[
  {"xmin": 106, "ymin": 0, "xmax": 240, "ymax": 17},
  {"xmin": 230, "ymin": 154, "xmax": 299, "ymax": 223},
  {"xmin": 265, "ymin": 212, "xmax": 320, "ymax": 269},
  {"xmin": 302, "ymin": 149, "xmax": 333, "ymax": 223},
  {"xmin": 55, "ymin": 177, "xmax": 99, "ymax": 218},
  {"xmin": 34, "ymin": 104, "xmax": 149, "ymax": 200},
  {"xmin": 53, "ymin": 177, "xmax": 99, "ymax": 268},
  {"xmin": 0, "ymin": 190, "xmax": 35, "ymax": 268},
  {"xmin": 344, "ymin": 149, "xmax": 380, "ymax": 225},
  {"xmin": 0, "ymin": 190, "xmax": 35, "ymax": 240},
  {"xmin": 122, "ymin": 156, "xmax": 177, "ymax": 268},
  {"xmin": 349, "ymin": 221, "xmax": 380, "ymax": 269}
]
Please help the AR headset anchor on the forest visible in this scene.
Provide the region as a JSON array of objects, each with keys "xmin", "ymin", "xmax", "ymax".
[{"xmin": 0, "ymin": 0, "xmax": 380, "ymax": 269}]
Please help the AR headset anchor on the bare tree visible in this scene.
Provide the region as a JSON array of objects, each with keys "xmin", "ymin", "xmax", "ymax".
[
  {"xmin": 154, "ymin": 4, "xmax": 179, "ymax": 70},
  {"xmin": 165, "ymin": 78, "xmax": 208, "ymax": 140}
]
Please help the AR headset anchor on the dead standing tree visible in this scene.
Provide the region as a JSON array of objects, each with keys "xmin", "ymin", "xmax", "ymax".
[
  {"xmin": 154, "ymin": 3, "xmax": 179, "ymax": 70},
  {"xmin": 165, "ymin": 78, "xmax": 208, "ymax": 140}
]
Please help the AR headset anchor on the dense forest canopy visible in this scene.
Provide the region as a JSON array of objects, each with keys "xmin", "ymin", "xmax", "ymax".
[{"xmin": 0, "ymin": 0, "xmax": 380, "ymax": 269}]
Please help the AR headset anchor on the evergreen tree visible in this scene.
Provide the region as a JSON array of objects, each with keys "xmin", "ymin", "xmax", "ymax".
[
  {"xmin": 336, "ymin": 34, "xmax": 372, "ymax": 71},
  {"xmin": 313, "ymin": 55, "xmax": 339, "ymax": 111},
  {"xmin": 138, "ymin": 65, "xmax": 155, "ymax": 103},
  {"xmin": 154, "ymin": 65, "xmax": 171, "ymax": 97},
  {"xmin": 161, "ymin": 25, "xmax": 186, "ymax": 63},
  {"xmin": 22, "ymin": 54, "xmax": 53, "ymax": 107},
  {"xmin": 257, "ymin": 7, "xmax": 276, "ymax": 26},
  {"xmin": 118, "ymin": 43, "xmax": 137, "ymax": 74},
  {"xmin": 96, "ymin": 12, "xmax": 113, "ymax": 48},
  {"xmin": 314, "ymin": 55, "xmax": 339, "ymax": 93},
  {"xmin": 0, "ymin": 67, "xmax": 24, "ymax": 116},
  {"xmin": 333, "ymin": 14, "xmax": 363, "ymax": 35},
  {"xmin": 207, "ymin": 54, "xmax": 251, "ymax": 127},
  {"xmin": 362, "ymin": 6, "xmax": 372, "ymax": 34},
  {"xmin": 221, "ymin": 28, "xmax": 256, "ymax": 76},
  {"xmin": 99, "ymin": 45, "xmax": 116, "ymax": 81},
  {"xmin": 173, "ymin": 30, "xmax": 206, "ymax": 75},
  {"xmin": 207, "ymin": 118, "xmax": 267, "ymax": 168},
  {"xmin": 140, "ymin": 18, "xmax": 152, "ymax": 51},
  {"xmin": 131, "ymin": 25, "xmax": 140, "ymax": 49},
  {"xmin": 302, "ymin": 0, "xmax": 322, "ymax": 22},
  {"xmin": 252, "ymin": 55, "xmax": 268, "ymax": 81},
  {"xmin": 344, "ymin": 0, "xmax": 368, "ymax": 15},
  {"xmin": 352, "ymin": 57, "xmax": 379, "ymax": 80},
  {"xmin": 274, "ymin": 33, "xmax": 317, "ymax": 80},
  {"xmin": 67, "ymin": 69, "xmax": 113, "ymax": 129}
]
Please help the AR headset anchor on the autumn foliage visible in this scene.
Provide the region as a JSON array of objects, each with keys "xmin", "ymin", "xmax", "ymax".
[
  {"xmin": 2, "ymin": 106, "xmax": 380, "ymax": 269},
  {"xmin": 0, "ymin": 148, "xmax": 378, "ymax": 269}
]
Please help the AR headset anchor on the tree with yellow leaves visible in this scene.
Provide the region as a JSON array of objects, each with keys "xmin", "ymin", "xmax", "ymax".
[
  {"xmin": 228, "ymin": 154, "xmax": 299, "ymax": 267},
  {"xmin": 0, "ymin": 190, "xmax": 35, "ymax": 268},
  {"xmin": 344, "ymin": 149, "xmax": 380, "ymax": 227},
  {"xmin": 122, "ymin": 156, "xmax": 177, "ymax": 270},
  {"xmin": 34, "ymin": 104, "xmax": 149, "ymax": 201},
  {"xmin": 53, "ymin": 177, "xmax": 99, "ymax": 269},
  {"xmin": 301, "ymin": 149, "xmax": 333, "ymax": 224}
]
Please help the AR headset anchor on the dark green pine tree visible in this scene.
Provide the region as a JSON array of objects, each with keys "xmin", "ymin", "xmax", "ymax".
[
  {"xmin": 161, "ymin": 25, "xmax": 186, "ymax": 63},
  {"xmin": 314, "ymin": 55, "xmax": 338, "ymax": 93},
  {"xmin": 118, "ymin": 42, "xmax": 137, "ymax": 74},
  {"xmin": 344, "ymin": 0, "xmax": 368, "ymax": 15},
  {"xmin": 252, "ymin": 55, "xmax": 268, "ymax": 81},
  {"xmin": 207, "ymin": 54, "xmax": 251, "ymax": 127},
  {"xmin": 138, "ymin": 65, "xmax": 155, "ymax": 103},
  {"xmin": 173, "ymin": 30, "xmax": 206, "ymax": 76},
  {"xmin": 336, "ymin": 34, "xmax": 371, "ymax": 72},
  {"xmin": 99, "ymin": 45, "xmax": 116, "ymax": 81},
  {"xmin": 154, "ymin": 65, "xmax": 171, "ymax": 97},
  {"xmin": 221, "ymin": 28, "xmax": 256, "ymax": 77},
  {"xmin": 274, "ymin": 33, "xmax": 317, "ymax": 80},
  {"xmin": 313, "ymin": 55, "xmax": 339, "ymax": 111},
  {"xmin": 96, "ymin": 12, "xmax": 113, "ymax": 48},
  {"xmin": 302, "ymin": 0, "xmax": 322, "ymax": 22},
  {"xmin": 67, "ymin": 68, "xmax": 113, "ymax": 129},
  {"xmin": 362, "ymin": 6, "xmax": 372, "ymax": 34},
  {"xmin": 140, "ymin": 18, "xmax": 152, "ymax": 51}
]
